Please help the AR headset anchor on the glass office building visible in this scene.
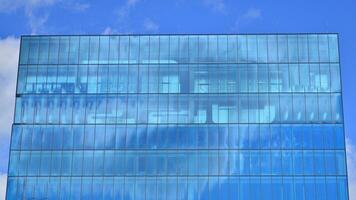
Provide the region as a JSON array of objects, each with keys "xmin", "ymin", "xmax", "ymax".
[{"xmin": 6, "ymin": 34, "xmax": 348, "ymax": 199}]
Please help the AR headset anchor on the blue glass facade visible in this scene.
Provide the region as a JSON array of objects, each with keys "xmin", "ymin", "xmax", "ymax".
[{"xmin": 6, "ymin": 34, "xmax": 348, "ymax": 199}]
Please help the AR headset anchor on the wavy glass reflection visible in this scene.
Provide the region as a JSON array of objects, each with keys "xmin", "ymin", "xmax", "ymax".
[{"xmin": 7, "ymin": 34, "xmax": 348, "ymax": 200}]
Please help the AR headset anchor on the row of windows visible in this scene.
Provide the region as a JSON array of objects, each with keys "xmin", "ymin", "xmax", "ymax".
[
  {"xmin": 8, "ymin": 149, "xmax": 346, "ymax": 176},
  {"xmin": 11, "ymin": 124, "xmax": 345, "ymax": 150},
  {"xmin": 20, "ymin": 34, "xmax": 339, "ymax": 65},
  {"xmin": 7, "ymin": 176, "xmax": 348, "ymax": 200},
  {"xmin": 17, "ymin": 64, "xmax": 341, "ymax": 94},
  {"xmin": 14, "ymin": 93, "xmax": 343, "ymax": 124}
]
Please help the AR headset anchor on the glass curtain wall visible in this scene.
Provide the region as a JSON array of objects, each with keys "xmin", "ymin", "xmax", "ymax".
[{"xmin": 7, "ymin": 34, "xmax": 348, "ymax": 200}]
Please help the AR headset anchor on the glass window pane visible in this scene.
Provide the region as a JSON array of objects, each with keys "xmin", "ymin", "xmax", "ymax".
[
  {"xmin": 38, "ymin": 37, "xmax": 49, "ymax": 64},
  {"xmin": 227, "ymin": 35, "xmax": 237, "ymax": 62},
  {"xmin": 308, "ymin": 34, "xmax": 319, "ymax": 62},
  {"xmin": 218, "ymin": 35, "xmax": 228, "ymax": 62},
  {"xmin": 319, "ymin": 94, "xmax": 331, "ymax": 122},
  {"xmin": 247, "ymin": 35, "xmax": 257, "ymax": 62},
  {"xmin": 99, "ymin": 36, "xmax": 110, "ymax": 64},
  {"xmin": 20, "ymin": 37, "xmax": 30, "ymax": 64},
  {"xmin": 336, "ymin": 150, "xmax": 346, "ymax": 175},
  {"xmin": 257, "ymin": 35, "xmax": 268, "ymax": 63},
  {"xmin": 89, "ymin": 36, "xmax": 99, "ymax": 63},
  {"xmin": 288, "ymin": 35, "xmax": 298, "ymax": 62},
  {"xmin": 280, "ymin": 94, "xmax": 292, "ymax": 122},
  {"xmin": 28, "ymin": 37, "xmax": 39, "ymax": 64},
  {"xmin": 58, "ymin": 36, "xmax": 69, "ymax": 64},
  {"xmin": 337, "ymin": 177, "xmax": 349, "ymax": 200},
  {"xmin": 277, "ymin": 35, "xmax": 288, "ymax": 62},
  {"xmin": 237, "ymin": 35, "xmax": 247, "ymax": 62},
  {"xmin": 328, "ymin": 34, "xmax": 339, "ymax": 62},
  {"xmin": 326, "ymin": 177, "xmax": 338, "ymax": 200},
  {"xmin": 330, "ymin": 64, "xmax": 341, "ymax": 92},
  {"xmin": 306, "ymin": 94, "xmax": 319, "ymax": 122},
  {"xmin": 208, "ymin": 35, "xmax": 218, "ymax": 63},
  {"xmin": 319, "ymin": 34, "xmax": 329, "ymax": 62},
  {"xmin": 267, "ymin": 35, "xmax": 278, "ymax": 62},
  {"xmin": 109, "ymin": 36, "xmax": 119, "ymax": 64},
  {"xmin": 79, "ymin": 36, "xmax": 90, "ymax": 64},
  {"xmin": 331, "ymin": 94, "xmax": 343, "ymax": 123},
  {"xmin": 293, "ymin": 94, "xmax": 305, "ymax": 122},
  {"xmin": 298, "ymin": 35, "xmax": 308, "ymax": 62},
  {"xmin": 68, "ymin": 36, "xmax": 79, "ymax": 64}
]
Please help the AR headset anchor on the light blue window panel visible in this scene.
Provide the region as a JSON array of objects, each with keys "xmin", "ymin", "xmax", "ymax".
[{"xmin": 7, "ymin": 34, "xmax": 348, "ymax": 200}]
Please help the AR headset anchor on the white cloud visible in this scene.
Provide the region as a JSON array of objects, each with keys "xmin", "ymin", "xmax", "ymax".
[
  {"xmin": 0, "ymin": 0, "xmax": 58, "ymax": 12},
  {"xmin": 0, "ymin": 0, "xmax": 90, "ymax": 12},
  {"xmin": 346, "ymin": 138, "xmax": 356, "ymax": 199},
  {"xmin": 203, "ymin": 0, "xmax": 227, "ymax": 14},
  {"xmin": 117, "ymin": 0, "xmax": 141, "ymax": 19},
  {"xmin": 0, "ymin": 174, "xmax": 7, "ymax": 200},
  {"xmin": 127, "ymin": 0, "xmax": 140, "ymax": 7},
  {"xmin": 0, "ymin": 0, "xmax": 90, "ymax": 34},
  {"xmin": 65, "ymin": 2, "xmax": 90, "ymax": 12},
  {"xmin": 143, "ymin": 18, "xmax": 159, "ymax": 32},
  {"xmin": 102, "ymin": 27, "xmax": 116, "ymax": 35},
  {"xmin": 231, "ymin": 7, "xmax": 262, "ymax": 31},
  {"xmin": 0, "ymin": 36, "xmax": 20, "ymax": 200},
  {"xmin": 0, "ymin": 0, "xmax": 58, "ymax": 34},
  {"xmin": 0, "ymin": 37, "xmax": 20, "ymax": 138},
  {"xmin": 242, "ymin": 8, "xmax": 261, "ymax": 20},
  {"xmin": 28, "ymin": 13, "xmax": 49, "ymax": 34},
  {"xmin": 102, "ymin": 26, "xmax": 133, "ymax": 35}
]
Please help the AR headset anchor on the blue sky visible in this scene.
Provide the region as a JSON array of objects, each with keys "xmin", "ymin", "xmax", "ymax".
[{"xmin": 0, "ymin": 0, "xmax": 355, "ymax": 199}]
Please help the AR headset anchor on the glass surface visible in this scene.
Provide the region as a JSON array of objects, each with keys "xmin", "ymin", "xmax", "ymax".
[{"xmin": 7, "ymin": 34, "xmax": 348, "ymax": 200}]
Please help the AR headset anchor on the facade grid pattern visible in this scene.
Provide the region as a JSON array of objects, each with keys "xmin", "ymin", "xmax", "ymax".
[{"xmin": 6, "ymin": 34, "xmax": 349, "ymax": 199}]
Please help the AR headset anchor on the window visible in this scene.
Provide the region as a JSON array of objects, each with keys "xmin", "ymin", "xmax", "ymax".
[
  {"xmin": 330, "ymin": 64, "xmax": 341, "ymax": 92},
  {"xmin": 319, "ymin": 35, "xmax": 329, "ymax": 62},
  {"xmin": 258, "ymin": 64, "xmax": 268, "ymax": 92},
  {"xmin": 99, "ymin": 36, "xmax": 110, "ymax": 64},
  {"xmin": 306, "ymin": 94, "xmax": 319, "ymax": 122},
  {"xmin": 95, "ymin": 125, "xmax": 105, "ymax": 149},
  {"xmin": 247, "ymin": 35, "xmax": 257, "ymax": 62},
  {"xmin": 277, "ymin": 35, "xmax": 288, "ymax": 62},
  {"xmin": 20, "ymin": 37, "xmax": 30, "ymax": 64},
  {"xmin": 331, "ymin": 94, "xmax": 343, "ymax": 123},
  {"xmin": 298, "ymin": 35, "xmax": 308, "ymax": 62},
  {"xmin": 150, "ymin": 36, "xmax": 159, "ymax": 63},
  {"xmin": 227, "ymin": 125, "xmax": 237, "ymax": 149},
  {"xmin": 219, "ymin": 127, "xmax": 229, "ymax": 149},
  {"xmin": 208, "ymin": 35, "xmax": 218, "ymax": 62},
  {"xmin": 293, "ymin": 94, "xmax": 305, "ymax": 122},
  {"xmin": 237, "ymin": 35, "xmax": 247, "ymax": 62},
  {"xmin": 279, "ymin": 64, "xmax": 290, "ymax": 92},
  {"xmin": 109, "ymin": 36, "xmax": 119, "ymax": 63},
  {"xmin": 280, "ymin": 94, "xmax": 293, "ymax": 122},
  {"xmin": 329, "ymin": 34, "xmax": 339, "ymax": 62},
  {"xmin": 79, "ymin": 36, "xmax": 90, "ymax": 64},
  {"xmin": 218, "ymin": 35, "xmax": 228, "ymax": 62},
  {"xmin": 288, "ymin": 35, "xmax": 298, "ymax": 62},
  {"xmin": 58, "ymin": 37, "xmax": 69, "ymax": 64},
  {"xmin": 28, "ymin": 37, "xmax": 40, "ymax": 64},
  {"xmin": 159, "ymin": 36, "xmax": 170, "ymax": 63},
  {"xmin": 267, "ymin": 35, "xmax": 278, "ymax": 62},
  {"xmin": 290, "ymin": 64, "xmax": 301, "ymax": 92},
  {"xmin": 293, "ymin": 151, "xmax": 303, "ymax": 175},
  {"xmin": 38, "ymin": 37, "xmax": 49, "ymax": 64},
  {"xmin": 227, "ymin": 35, "xmax": 238, "ymax": 62},
  {"xmin": 8, "ymin": 35, "xmax": 348, "ymax": 199},
  {"xmin": 89, "ymin": 36, "xmax": 100, "ymax": 63},
  {"xmin": 257, "ymin": 35, "xmax": 268, "ymax": 63},
  {"xmin": 69, "ymin": 36, "xmax": 79, "ymax": 64},
  {"xmin": 308, "ymin": 35, "xmax": 319, "ymax": 62}
]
